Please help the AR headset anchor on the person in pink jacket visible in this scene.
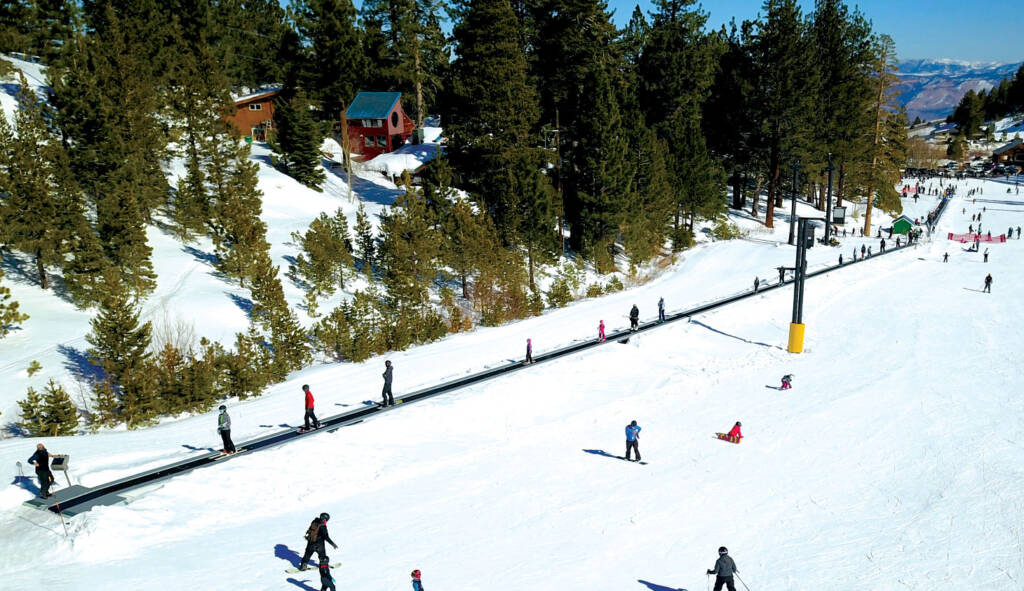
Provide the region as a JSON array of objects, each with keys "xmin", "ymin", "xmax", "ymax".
[
  {"xmin": 727, "ymin": 422, "xmax": 742, "ymax": 441},
  {"xmin": 598, "ymin": 320, "xmax": 605, "ymax": 341}
]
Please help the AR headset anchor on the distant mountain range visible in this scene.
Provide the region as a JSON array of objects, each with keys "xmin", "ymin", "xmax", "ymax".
[{"xmin": 895, "ymin": 59, "xmax": 1022, "ymax": 122}]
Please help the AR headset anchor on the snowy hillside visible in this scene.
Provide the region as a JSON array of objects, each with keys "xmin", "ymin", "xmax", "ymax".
[
  {"xmin": 896, "ymin": 58, "xmax": 1022, "ymax": 121},
  {"xmin": 3, "ymin": 176, "xmax": 1023, "ymax": 590}
]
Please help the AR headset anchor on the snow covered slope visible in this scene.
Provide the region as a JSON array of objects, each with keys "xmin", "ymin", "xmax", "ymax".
[{"xmin": 2, "ymin": 178, "xmax": 1022, "ymax": 590}]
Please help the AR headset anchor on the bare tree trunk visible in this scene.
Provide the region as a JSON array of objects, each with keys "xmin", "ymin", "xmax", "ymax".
[
  {"xmin": 766, "ymin": 141, "xmax": 779, "ymax": 228},
  {"xmin": 414, "ymin": 49, "xmax": 424, "ymax": 128},
  {"xmin": 341, "ymin": 106, "xmax": 355, "ymax": 203},
  {"xmin": 35, "ymin": 248, "xmax": 48, "ymax": 290},
  {"xmin": 818, "ymin": 183, "xmax": 825, "ymax": 211},
  {"xmin": 837, "ymin": 163, "xmax": 845, "ymax": 207},
  {"xmin": 732, "ymin": 172, "xmax": 742, "ymax": 209},
  {"xmin": 865, "ymin": 56, "xmax": 887, "ymax": 236}
]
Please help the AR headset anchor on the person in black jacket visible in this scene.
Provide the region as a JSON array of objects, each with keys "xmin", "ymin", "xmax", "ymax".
[
  {"xmin": 300, "ymin": 513, "xmax": 338, "ymax": 571},
  {"xmin": 319, "ymin": 557, "xmax": 336, "ymax": 591},
  {"xmin": 629, "ymin": 305, "xmax": 639, "ymax": 331},
  {"xmin": 28, "ymin": 444, "xmax": 54, "ymax": 498},
  {"xmin": 707, "ymin": 546, "xmax": 739, "ymax": 591},
  {"xmin": 382, "ymin": 360, "xmax": 394, "ymax": 406}
]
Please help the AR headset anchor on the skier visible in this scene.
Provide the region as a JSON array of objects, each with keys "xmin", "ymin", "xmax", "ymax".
[
  {"xmin": 860, "ymin": 244, "xmax": 866, "ymax": 259},
  {"xmin": 598, "ymin": 320, "xmax": 606, "ymax": 342},
  {"xmin": 780, "ymin": 374, "xmax": 792, "ymax": 390},
  {"xmin": 299, "ymin": 512, "xmax": 338, "ymax": 571},
  {"xmin": 217, "ymin": 405, "xmax": 235, "ymax": 454},
  {"xmin": 1016, "ymin": 227, "xmax": 1021, "ymax": 239},
  {"xmin": 706, "ymin": 546, "xmax": 739, "ymax": 591},
  {"xmin": 727, "ymin": 421, "xmax": 743, "ymax": 441},
  {"xmin": 943, "ymin": 252, "xmax": 949, "ymax": 263},
  {"xmin": 525, "ymin": 339, "xmax": 533, "ymax": 364},
  {"xmin": 302, "ymin": 384, "xmax": 320, "ymax": 431},
  {"xmin": 983, "ymin": 273, "xmax": 992, "ymax": 293},
  {"xmin": 629, "ymin": 305, "xmax": 640, "ymax": 331},
  {"xmin": 880, "ymin": 238, "xmax": 885, "ymax": 252},
  {"xmin": 28, "ymin": 443, "xmax": 54, "ymax": 499},
  {"xmin": 753, "ymin": 277, "xmax": 759, "ymax": 293},
  {"xmin": 382, "ymin": 360, "xmax": 394, "ymax": 406},
  {"xmin": 838, "ymin": 254, "xmax": 843, "ymax": 265},
  {"xmin": 983, "ymin": 248, "xmax": 989, "ymax": 263},
  {"xmin": 319, "ymin": 558, "xmax": 336, "ymax": 591},
  {"xmin": 778, "ymin": 267, "xmax": 785, "ymax": 284},
  {"xmin": 658, "ymin": 297, "xmax": 665, "ymax": 322},
  {"xmin": 896, "ymin": 236, "xmax": 901, "ymax": 248},
  {"xmin": 411, "ymin": 569, "xmax": 424, "ymax": 591},
  {"xmin": 625, "ymin": 420, "xmax": 641, "ymax": 462}
]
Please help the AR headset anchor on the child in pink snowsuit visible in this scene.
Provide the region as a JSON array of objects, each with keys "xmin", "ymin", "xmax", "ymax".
[
  {"xmin": 727, "ymin": 422, "xmax": 743, "ymax": 441},
  {"xmin": 598, "ymin": 320, "xmax": 605, "ymax": 341},
  {"xmin": 780, "ymin": 374, "xmax": 792, "ymax": 390}
]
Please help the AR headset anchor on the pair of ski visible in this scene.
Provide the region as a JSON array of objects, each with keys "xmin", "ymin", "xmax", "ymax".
[
  {"xmin": 285, "ymin": 562, "xmax": 342, "ymax": 574},
  {"xmin": 714, "ymin": 433, "xmax": 741, "ymax": 444}
]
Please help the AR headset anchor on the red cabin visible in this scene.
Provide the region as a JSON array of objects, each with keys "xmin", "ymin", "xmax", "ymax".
[{"xmin": 346, "ymin": 91, "xmax": 414, "ymax": 161}]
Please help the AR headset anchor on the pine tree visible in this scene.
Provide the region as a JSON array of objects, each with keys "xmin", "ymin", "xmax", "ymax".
[
  {"xmin": 289, "ymin": 209, "xmax": 353, "ymax": 309},
  {"xmin": 353, "ymin": 202, "xmax": 376, "ymax": 275},
  {"xmin": 621, "ymin": 128, "xmax": 673, "ymax": 265},
  {"xmin": 41, "ymin": 379, "xmax": 78, "ymax": 436},
  {"xmin": 378, "ymin": 183, "xmax": 442, "ymax": 313},
  {"xmin": 292, "ymin": 0, "xmax": 367, "ymax": 118},
  {"xmin": 28, "ymin": 0, "xmax": 76, "ymax": 61},
  {"xmin": 16, "ymin": 386, "xmax": 45, "ymax": 436},
  {"xmin": 0, "ymin": 74, "xmax": 75, "ymax": 289},
  {"xmin": 85, "ymin": 270, "xmax": 154, "ymax": 427},
  {"xmin": 860, "ymin": 34, "xmax": 905, "ymax": 234},
  {"xmin": 951, "ymin": 89, "xmax": 984, "ymax": 140},
  {"xmin": 274, "ymin": 89, "xmax": 325, "ymax": 190},
  {"xmin": 248, "ymin": 251, "xmax": 310, "ymax": 377},
  {"xmin": 507, "ymin": 150, "xmax": 558, "ymax": 290},
  {"xmin": 0, "ymin": 266, "xmax": 29, "ymax": 338},
  {"xmin": 0, "ymin": 0, "xmax": 32, "ymax": 53}
]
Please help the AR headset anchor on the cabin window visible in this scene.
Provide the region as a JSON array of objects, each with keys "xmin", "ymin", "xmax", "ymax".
[
  {"xmin": 248, "ymin": 103, "xmax": 262, "ymax": 111},
  {"xmin": 364, "ymin": 136, "xmax": 374, "ymax": 147},
  {"xmin": 391, "ymin": 112, "xmax": 399, "ymax": 127},
  {"xmin": 361, "ymin": 119, "xmax": 384, "ymax": 128},
  {"xmin": 376, "ymin": 136, "xmax": 386, "ymax": 147}
]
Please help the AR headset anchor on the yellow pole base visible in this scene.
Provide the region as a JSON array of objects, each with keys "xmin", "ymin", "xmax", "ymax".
[{"xmin": 787, "ymin": 322, "xmax": 805, "ymax": 353}]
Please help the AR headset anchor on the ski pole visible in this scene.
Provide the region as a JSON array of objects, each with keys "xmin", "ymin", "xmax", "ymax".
[{"xmin": 736, "ymin": 573, "xmax": 751, "ymax": 591}]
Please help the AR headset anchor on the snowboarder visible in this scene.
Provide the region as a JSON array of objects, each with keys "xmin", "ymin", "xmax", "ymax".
[
  {"xmin": 302, "ymin": 385, "xmax": 320, "ymax": 431},
  {"xmin": 658, "ymin": 297, "xmax": 665, "ymax": 322},
  {"xmin": 217, "ymin": 405, "xmax": 235, "ymax": 454},
  {"xmin": 598, "ymin": 320, "xmax": 606, "ymax": 342},
  {"xmin": 943, "ymin": 252, "xmax": 949, "ymax": 263},
  {"xmin": 411, "ymin": 569, "xmax": 424, "ymax": 591},
  {"xmin": 707, "ymin": 547, "xmax": 739, "ymax": 591},
  {"xmin": 860, "ymin": 244, "xmax": 866, "ymax": 259},
  {"xmin": 28, "ymin": 443, "xmax": 54, "ymax": 499},
  {"xmin": 838, "ymin": 254, "xmax": 843, "ymax": 265},
  {"xmin": 319, "ymin": 558, "xmax": 336, "ymax": 591},
  {"xmin": 629, "ymin": 305, "xmax": 639, "ymax": 331},
  {"xmin": 753, "ymin": 277, "xmax": 759, "ymax": 293},
  {"xmin": 625, "ymin": 420, "xmax": 641, "ymax": 462},
  {"xmin": 727, "ymin": 422, "xmax": 743, "ymax": 441},
  {"xmin": 983, "ymin": 273, "xmax": 992, "ymax": 293},
  {"xmin": 299, "ymin": 512, "xmax": 338, "ymax": 571},
  {"xmin": 781, "ymin": 374, "xmax": 792, "ymax": 390},
  {"xmin": 983, "ymin": 248, "xmax": 989, "ymax": 263},
  {"xmin": 525, "ymin": 339, "xmax": 533, "ymax": 364},
  {"xmin": 382, "ymin": 360, "xmax": 395, "ymax": 406},
  {"xmin": 880, "ymin": 238, "xmax": 885, "ymax": 252},
  {"xmin": 778, "ymin": 267, "xmax": 785, "ymax": 284}
]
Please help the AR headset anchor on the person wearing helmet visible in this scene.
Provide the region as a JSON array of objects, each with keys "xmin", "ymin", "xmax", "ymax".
[
  {"xmin": 319, "ymin": 557, "xmax": 336, "ymax": 591},
  {"xmin": 382, "ymin": 361, "xmax": 395, "ymax": 406},
  {"xmin": 300, "ymin": 512, "xmax": 338, "ymax": 571},
  {"xmin": 629, "ymin": 304, "xmax": 640, "ymax": 331},
  {"xmin": 411, "ymin": 569, "xmax": 424, "ymax": 591},
  {"xmin": 302, "ymin": 385, "xmax": 320, "ymax": 431},
  {"xmin": 727, "ymin": 422, "xmax": 742, "ymax": 442},
  {"xmin": 625, "ymin": 420, "xmax": 642, "ymax": 462},
  {"xmin": 706, "ymin": 546, "xmax": 739, "ymax": 591},
  {"xmin": 217, "ymin": 405, "xmax": 235, "ymax": 454}
]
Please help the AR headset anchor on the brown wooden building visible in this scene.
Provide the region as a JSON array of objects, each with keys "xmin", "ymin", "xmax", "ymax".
[
  {"xmin": 346, "ymin": 92, "xmax": 414, "ymax": 161},
  {"xmin": 227, "ymin": 87, "xmax": 282, "ymax": 141},
  {"xmin": 992, "ymin": 139, "xmax": 1024, "ymax": 165}
]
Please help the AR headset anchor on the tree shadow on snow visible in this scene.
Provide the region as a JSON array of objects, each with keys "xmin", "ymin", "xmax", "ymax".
[
  {"xmin": 228, "ymin": 293, "xmax": 255, "ymax": 319},
  {"xmin": 57, "ymin": 344, "xmax": 105, "ymax": 384},
  {"xmin": 690, "ymin": 320, "xmax": 783, "ymax": 351},
  {"xmin": 326, "ymin": 167, "xmax": 403, "ymax": 206},
  {"xmin": 638, "ymin": 580, "xmax": 686, "ymax": 591},
  {"xmin": 285, "ymin": 578, "xmax": 318, "ymax": 591},
  {"xmin": 182, "ymin": 245, "xmax": 220, "ymax": 268},
  {"xmin": 0, "ymin": 250, "xmax": 75, "ymax": 304},
  {"xmin": 275, "ymin": 543, "xmax": 302, "ymax": 568}
]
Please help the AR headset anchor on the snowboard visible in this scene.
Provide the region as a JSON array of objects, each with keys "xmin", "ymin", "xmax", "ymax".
[
  {"xmin": 285, "ymin": 562, "xmax": 341, "ymax": 574},
  {"xmin": 376, "ymin": 400, "xmax": 404, "ymax": 408},
  {"xmin": 714, "ymin": 433, "xmax": 741, "ymax": 444},
  {"xmin": 297, "ymin": 426, "xmax": 321, "ymax": 434},
  {"xmin": 620, "ymin": 457, "xmax": 647, "ymax": 465}
]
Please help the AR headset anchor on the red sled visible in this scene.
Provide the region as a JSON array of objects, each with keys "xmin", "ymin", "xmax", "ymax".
[{"xmin": 714, "ymin": 433, "xmax": 741, "ymax": 444}]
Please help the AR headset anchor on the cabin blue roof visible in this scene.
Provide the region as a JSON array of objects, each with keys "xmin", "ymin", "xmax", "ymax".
[{"xmin": 346, "ymin": 92, "xmax": 401, "ymax": 119}]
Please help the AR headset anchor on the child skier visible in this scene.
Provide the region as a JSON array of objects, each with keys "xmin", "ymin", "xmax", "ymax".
[
  {"xmin": 727, "ymin": 422, "xmax": 742, "ymax": 441},
  {"xmin": 525, "ymin": 338, "xmax": 533, "ymax": 364},
  {"xmin": 598, "ymin": 320, "xmax": 606, "ymax": 342},
  {"xmin": 706, "ymin": 546, "xmax": 739, "ymax": 591},
  {"xmin": 319, "ymin": 558, "xmax": 336, "ymax": 591},
  {"xmin": 780, "ymin": 374, "xmax": 792, "ymax": 390},
  {"xmin": 411, "ymin": 569, "xmax": 424, "ymax": 591}
]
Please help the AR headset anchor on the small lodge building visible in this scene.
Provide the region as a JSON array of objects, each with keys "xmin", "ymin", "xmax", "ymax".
[
  {"xmin": 992, "ymin": 139, "xmax": 1024, "ymax": 166},
  {"xmin": 892, "ymin": 215, "xmax": 916, "ymax": 235},
  {"xmin": 346, "ymin": 91, "xmax": 414, "ymax": 161},
  {"xmin": 228, "ymin": 87, "xmax": 282, "ymax": 142}
]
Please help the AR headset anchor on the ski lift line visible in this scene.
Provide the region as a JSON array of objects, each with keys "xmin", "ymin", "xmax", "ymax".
[{"xmin": 29, "ymin": 236, "xmax": 922, "ymax": 516}]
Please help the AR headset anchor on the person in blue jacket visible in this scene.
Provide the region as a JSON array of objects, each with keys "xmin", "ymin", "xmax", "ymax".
[
  {"xmin": 411, "ymin": 569, "xmax": 424, "ymax": 591},
  {"xmin": 625, "ymin": 420, "xmax": 641, "ymax": 461}
]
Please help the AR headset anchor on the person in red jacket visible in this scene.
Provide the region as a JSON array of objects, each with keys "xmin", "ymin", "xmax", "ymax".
[
  {"xmin": 303, "ymin": 384, "xmax": 320, "ymax": 430},
  {"xmin": 726, "ymin": 422, "xmax": 742, "ymax": 442}
]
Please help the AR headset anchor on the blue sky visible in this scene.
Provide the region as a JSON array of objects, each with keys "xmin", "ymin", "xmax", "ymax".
[{"xmin": 603, "ymin": 0, "xmax": 1023, "ymax": 63}]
